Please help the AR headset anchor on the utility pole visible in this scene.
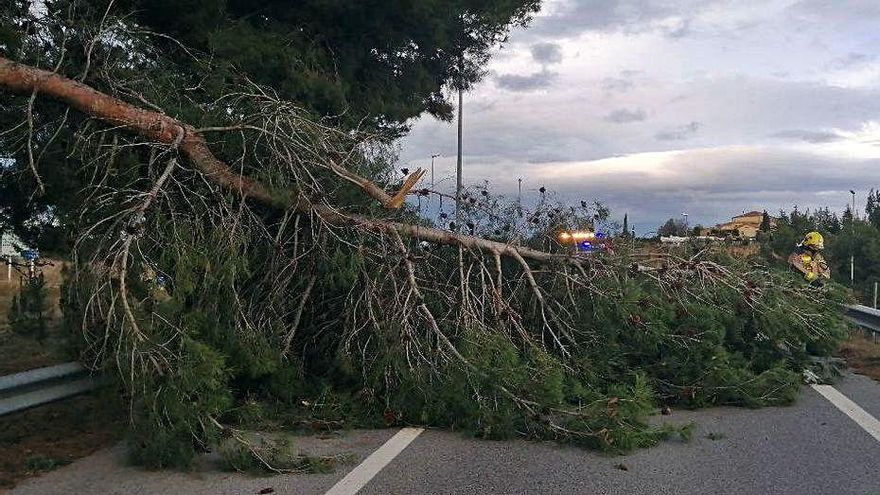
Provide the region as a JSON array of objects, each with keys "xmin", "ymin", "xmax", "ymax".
[{"xmin": 430, "ymin": 153, "xmax": 441, "ymax": 188}]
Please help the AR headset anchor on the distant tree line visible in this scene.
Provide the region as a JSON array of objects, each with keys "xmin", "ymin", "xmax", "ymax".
[{"xmin": 761, "ymin": 193, "xmax": 880, "ymax": 303}]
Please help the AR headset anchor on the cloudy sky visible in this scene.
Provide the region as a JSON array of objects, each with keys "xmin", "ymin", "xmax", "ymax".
[{"xmin": 399, "ymin": 0, "xmax": 880, "ymax": 234}]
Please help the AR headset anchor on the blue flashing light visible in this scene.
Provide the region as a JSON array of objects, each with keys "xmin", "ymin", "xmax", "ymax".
[{"xmin": 578, "ymin": 241, "xmax": 595, "ymax": 252}]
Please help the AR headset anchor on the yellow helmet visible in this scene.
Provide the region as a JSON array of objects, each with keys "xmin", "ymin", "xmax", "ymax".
[{"xmin": 801, "ymin": 231, "xmax": 824, "ymax": 250}]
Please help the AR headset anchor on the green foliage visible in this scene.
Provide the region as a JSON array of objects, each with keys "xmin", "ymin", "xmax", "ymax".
[
  {"xmin": 8, "ymin": 274, "xmax": 48, "ymax": 342},
  {"xmin": 218, "ymin": 436, "xmax": 296, "ymax": 474},
  {"xmin": 24, "ymin": 455, "xmax": 71, "ymax": 473},
  {"xmin": 54, "ymin": 198, "xmax": 850, "ymax": 468},
  {"xmin": 759, "ymin": 210, "xmax": 772, "ymax": 232},
  {"xmin": 0, "ymin": 0, "xmax": 538, "ymax": 248},
  {"xmin": 761, "ymin": 205, "xmax": 880, "ymax": 304},
  {"xmin": 127, "ymin": 338, "xmax": 233, "ymax": 469},
  {"xmin": 218, "ymin": 435, "xmax": 349, "ymax": 474},
  {"xmin": 0, "ymin": 1, "xmax": 27, "ymax": 57},
  {"xmin": 3, "ymin": 1, "xmax": 852, "ymax": 467},
  {"xmin": 868, "ymin": 189, "xmax": 880, "ymax": 229},
  {"xmin": 116, "ymin": 0, "xmax": 540, "ymax": 135},
  {"xmin": 658, "ymin": 218, "xmax": 687, "ymax": 237}
]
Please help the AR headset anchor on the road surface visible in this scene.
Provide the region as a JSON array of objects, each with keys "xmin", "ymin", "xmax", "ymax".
[{"xmin": 10, "ymin": 372, "xmax": 880, "ymax": 495}]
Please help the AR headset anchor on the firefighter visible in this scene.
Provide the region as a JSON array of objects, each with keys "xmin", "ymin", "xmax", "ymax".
[{"xmin": 788, "ymin": 231, "xmax": 831, "ymax": 284}]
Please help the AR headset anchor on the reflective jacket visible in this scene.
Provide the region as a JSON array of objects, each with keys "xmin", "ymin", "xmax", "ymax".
[{"xmin": 788, "ymin": 247, "xmax": 831, "ymax": 283}]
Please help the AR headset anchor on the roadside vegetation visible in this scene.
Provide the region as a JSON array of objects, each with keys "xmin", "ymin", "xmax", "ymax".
[
  {"xmin": 759, "ymin": 201, "xmax": 880, "ymax": 306},
  {"xmin": 0, "ymin": 261, "xmax": 66, "ymax": 374}
]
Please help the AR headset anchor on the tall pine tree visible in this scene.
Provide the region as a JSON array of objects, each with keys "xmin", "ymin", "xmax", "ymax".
[
  {"xmin": 867, "ymin": 189, "xmax": 880, "ymax": 229},
  {"xmin": 759, "ymin": 210, "xmax": 772, "ymax": 232}
]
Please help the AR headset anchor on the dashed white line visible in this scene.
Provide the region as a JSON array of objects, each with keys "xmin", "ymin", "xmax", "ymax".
[
  {"xmin": 323, "ymin": 427, "xmax": 424, "ymax": 495},
  {"xmin": 811, "ymin": 384, "xmax": 880, "ymax": 442}
]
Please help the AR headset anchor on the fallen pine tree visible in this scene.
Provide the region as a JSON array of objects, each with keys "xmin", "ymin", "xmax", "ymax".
[{"xmin": 0, "ymin": 6, "xmax": 851, "ymax": 469}]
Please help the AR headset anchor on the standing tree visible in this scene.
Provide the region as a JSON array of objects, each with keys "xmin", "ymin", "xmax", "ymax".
[
  {"xmin": 759, "ymin": 210, "xmax": 772, "ymax": 232},
  {"xmin": 842, "ymin": 205, "xmax": 854, "ymax": 227},
  {"xmin": 622, "ymin": 213, "xmax": 629, "ymax": 237},
  {"xmin": 658, "ymin": 218, "xmax": 686, "ymax": 237},
  {"xmin": 112, "ymin": 0, "xmax": 541, "ymax": 136},
  {"xmin": 867, "ymin": 189, "xmax": 880, "ymax": 229}
]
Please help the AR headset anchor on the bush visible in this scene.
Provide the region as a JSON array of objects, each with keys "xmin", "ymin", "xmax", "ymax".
[{"xmin": 9, "ymin": 273, "xmax": 48, "ymax": 342}]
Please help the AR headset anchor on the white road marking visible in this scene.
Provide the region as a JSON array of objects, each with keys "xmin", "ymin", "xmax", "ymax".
[
  {"xmin": 323, "ymin": 427, "xmax": 424, "ymax": 495},
  {"xmin": 811, "ymin": 384, "xmax": 880, "ymax": 442}
]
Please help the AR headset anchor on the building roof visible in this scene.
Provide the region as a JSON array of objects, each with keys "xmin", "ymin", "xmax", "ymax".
[{"xmin": 733, "ymin": 210, "xmax": 766, "ymax": 219}]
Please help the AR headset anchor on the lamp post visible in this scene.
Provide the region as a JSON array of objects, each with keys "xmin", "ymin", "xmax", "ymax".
[
  {"xmin": 430, "ymin": 153, "xmax": 441, "ymax": 188},
  {"xmin": 850, "ymin": 189, "xmax": 856, "ymax": 285},
  {"xmin": 455, "ymin": 85, "xmax": 463, "ymax": 223}
]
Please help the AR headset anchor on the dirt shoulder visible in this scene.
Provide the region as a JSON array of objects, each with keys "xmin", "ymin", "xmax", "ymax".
[
  {"xmin": 1, "ymin": 261, "xmax": 124, "ymax": 490},
  {"xmin": 0, "ymin": 392, "xmax": 125, "ymax": 490},
  {"xmin": 839, "ymin": 334, "xmax": 880, "ymax": 381}
]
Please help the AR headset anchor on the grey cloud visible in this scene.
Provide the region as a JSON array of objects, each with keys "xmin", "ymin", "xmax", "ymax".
[
  {"xmin": 655, "ymin": 121, "xmax": 701, "ymax": 141},
  {"xmin": 530, "ymin": 42, "xmax": 563, "ymax": 65},
  {"xmin": 604, "ymin": 108, "xmax": 647, "ymax": 123},
  {"xmin": 404, "ymin": 75, "xmax": 880, "ymax": 174},
  {"xmin": 827, "ymin": 52, "xmax": 876, "ymax": 70},
  {"xmin": 770, "ymin": 129, "xmax": 844, "ymax": 143},
  {"xmin": 789, "ymin": 0, "xmax": 880, "ymax": 22},
  {"xmin": 495, "ymin": 70, "xmax": 558, "ymax": 92},
  {"xmin": 660, "ymin": 17, "xmax": 691, "ymax": 39},
  {"xmin": 527, "ymin": 0, "xmax": 717, "ymax": 39},
  {"xmin": 601, "ymin": 77, "xmax": 634, "ymax": 93},
  {"xmin": 431, "ymin": 146, "xmax": 878, "ymax": 234},
  {"xmin": 529, "ymin": 0, "xmax": 670, "ymax": 38}
]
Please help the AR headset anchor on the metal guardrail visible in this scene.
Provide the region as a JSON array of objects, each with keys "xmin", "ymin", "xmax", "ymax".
[
  {"xmin": 0, "ymin": 362, "xmax": 101, "ymax": 417},
  {"xmin": 844, "ymin": 304, "xmax": 880, "ymax": 339}
]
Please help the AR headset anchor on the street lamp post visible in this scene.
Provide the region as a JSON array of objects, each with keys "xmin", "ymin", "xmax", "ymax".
[
  {"xmin": 850, "ymin": 190, "xmax": 856, "ymax": 285},
  {"xmin": 430, "ymin": 153, "xmax": 441, "ymax": 188},
  {"xmin": 456, "ymin": 85, "xmax": 463, "ymax": 223}
]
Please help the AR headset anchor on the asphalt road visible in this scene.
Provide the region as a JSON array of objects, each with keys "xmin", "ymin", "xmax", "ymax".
[{"xmin": 10, "ymin": 373, "xmax": 880, "ymax": 495}]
